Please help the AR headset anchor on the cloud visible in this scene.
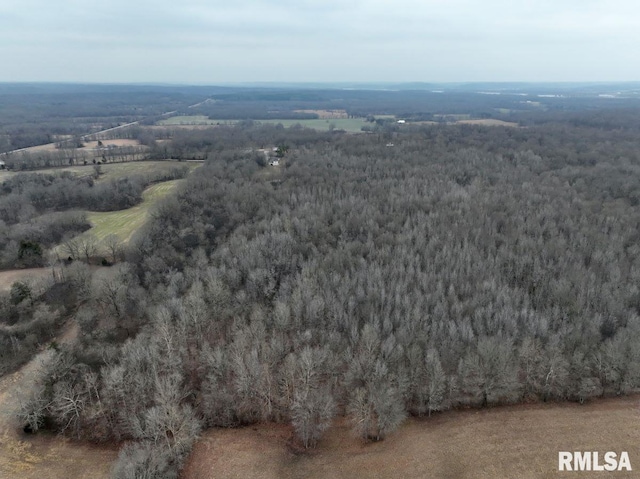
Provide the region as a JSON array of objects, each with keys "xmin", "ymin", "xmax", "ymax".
[{"xmin": 0, "ymin": 0, "xmax": 638, "ymax": 82}]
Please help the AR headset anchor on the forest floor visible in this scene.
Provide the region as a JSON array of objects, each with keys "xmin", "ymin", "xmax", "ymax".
[
  {"xmin": 0, "ymin": 321, "xmax": 118, "ymax": 479},
  {"xmin": 182, "ymin": 396, "xmax": 640, "ymax": 479}
]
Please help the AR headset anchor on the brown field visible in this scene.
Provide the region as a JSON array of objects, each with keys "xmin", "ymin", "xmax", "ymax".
[
  {"xmin": 294, "ymin": 109, "xmax": 349, "ymax": 119},
  {"xmin": 0, "ymin": 268, "xmax": 53, "ymax": 292},
  {"xmin": 457, "ymin": 119, "xmax": 520, "ymax": 127},
  {"xmin": 182, "ymin": 396, "xmax": 640, "ymax": 479}
]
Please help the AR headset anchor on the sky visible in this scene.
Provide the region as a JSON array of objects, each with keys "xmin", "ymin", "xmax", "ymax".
[{"xmin": 1, "ymin": 0, "xmax": 639, "ymax": 83}]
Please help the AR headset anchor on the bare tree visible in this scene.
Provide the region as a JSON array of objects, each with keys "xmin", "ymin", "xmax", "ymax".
[
  {"xmin": 79, "ymin": 235, "xmax": 98, "ymax": 263},
  {"xmin": 104, "ymin": 234, "xmax": 124, "ymax": 263}
]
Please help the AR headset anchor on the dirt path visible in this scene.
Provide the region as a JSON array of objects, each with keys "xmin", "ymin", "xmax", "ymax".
[
  {"xmin": 0, "ymin": 321, "xmax": 117, "ymax": 479},
  {"xmin": 182, "ymin": 396, "xmax": 640, "ymax": 479}
]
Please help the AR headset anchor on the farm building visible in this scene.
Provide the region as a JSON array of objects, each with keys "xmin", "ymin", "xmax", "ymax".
[
  {"xmin": 269, "ymin": 159, "xmax": 280, "ymax": 166},
  {"xmin": 0, "ymin": 160, "xmax": 5, "ymax": 170}
]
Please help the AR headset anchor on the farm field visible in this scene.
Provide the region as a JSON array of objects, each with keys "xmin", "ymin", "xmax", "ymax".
[{"xmin": 182, "ymin": 396, "xmax": 640, "ymax": 479}]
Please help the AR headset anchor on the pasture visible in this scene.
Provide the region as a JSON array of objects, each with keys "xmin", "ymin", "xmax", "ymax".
[{"xmin": 182, "ymin": 396, "xmax": 640, "ymax": 479}]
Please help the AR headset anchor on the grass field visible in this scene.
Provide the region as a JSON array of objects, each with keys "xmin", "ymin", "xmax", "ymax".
[
  {"xmin": 85, "ymin": 179, "xmax": 183, "ymax": 244},
  {"xmin": 182, "ymin": 396, "xmax": 640, "ymax": 479}
]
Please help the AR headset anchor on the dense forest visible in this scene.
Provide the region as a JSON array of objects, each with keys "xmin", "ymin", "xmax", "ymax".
[
  {"xmin": 4, "ymin": 109, "xmax": 640, "ymax": 477},
  {"xmin": 1, "ymin": 85, "xmax": 640, "ymax": 477}
]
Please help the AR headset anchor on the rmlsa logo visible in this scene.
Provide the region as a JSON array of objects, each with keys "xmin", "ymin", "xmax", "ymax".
[{"xmin": 559, "ymin": 452, "xmax": 632, "ymax": 471}]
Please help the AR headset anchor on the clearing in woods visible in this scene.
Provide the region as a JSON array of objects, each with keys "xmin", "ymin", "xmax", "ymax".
[
  {"xmin": 84, "ymin": 179, "xmax": 183, "ymax": 245},
  {"xmin": 182, "ymin": 396, "xmax": 640, "ymax": 479}
]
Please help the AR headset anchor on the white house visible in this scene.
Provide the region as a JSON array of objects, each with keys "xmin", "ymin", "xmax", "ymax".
[
  {"xmin": 269, "ymin": 159, "xmax": 280, "ymax": 166},
  {"xmin": 0, "ymin": 160, "xmax": 5, "ymax": 170},
  {"xmin": 397, "ymin": 120, "xmax": 406, "ymax": 124}
]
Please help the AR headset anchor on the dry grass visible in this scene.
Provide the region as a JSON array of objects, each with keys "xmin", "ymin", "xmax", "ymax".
[{"xmin": 182, "ymin": 396, "xmax": 640, "ymax": 479}]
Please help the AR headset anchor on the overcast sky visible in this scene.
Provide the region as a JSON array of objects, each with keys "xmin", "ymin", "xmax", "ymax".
[{"xmin": 1, "ymin": 0, "xmax": 638, "ymax": 83}]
